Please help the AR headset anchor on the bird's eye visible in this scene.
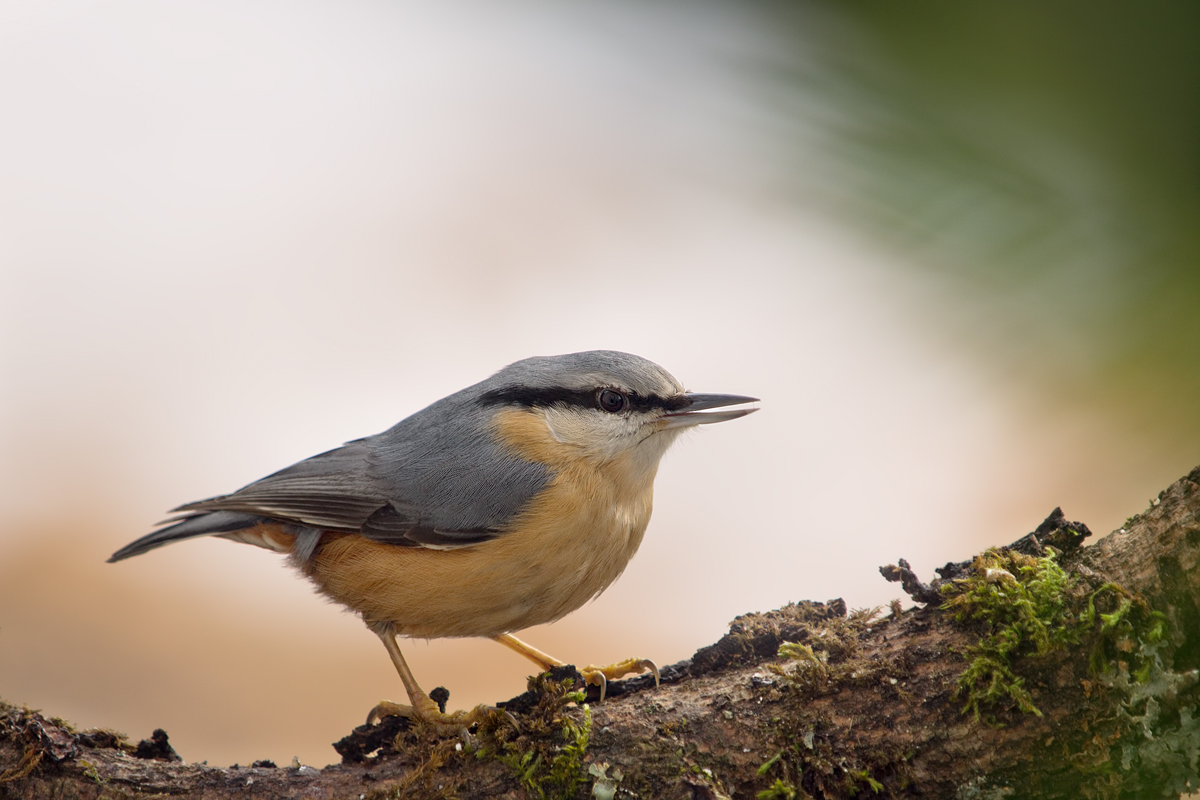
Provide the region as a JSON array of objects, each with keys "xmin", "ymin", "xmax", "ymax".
[{"xmin": 597, "ymin": 389, "xmax": 627, "ymax": 413}]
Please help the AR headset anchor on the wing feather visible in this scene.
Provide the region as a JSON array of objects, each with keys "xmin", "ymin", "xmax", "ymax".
[
  {"xmin": 173, "ymin": 440, "xmax": 387, "ymax": 531},
  {"xmin": 154, "ymin": 389, "xmax": 552, "ymax": 552}
]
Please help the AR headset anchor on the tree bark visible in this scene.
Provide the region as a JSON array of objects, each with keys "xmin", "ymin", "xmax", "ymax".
[{"xmin": 4, "ymin": 466, "xmax": 1200, "ymax": 799}]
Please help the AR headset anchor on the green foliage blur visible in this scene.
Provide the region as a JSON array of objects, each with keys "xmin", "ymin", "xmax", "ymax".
[{"xmin": 763, "ymin": 1, "xmax": 1199, "ymax": 450}]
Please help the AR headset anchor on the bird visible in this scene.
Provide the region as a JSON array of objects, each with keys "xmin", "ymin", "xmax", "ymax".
[{"xmin": 109, "ymin": 350, "xmax": 758, "ymax": 734}]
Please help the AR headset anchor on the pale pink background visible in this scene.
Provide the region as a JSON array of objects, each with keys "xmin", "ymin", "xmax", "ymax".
[{"xmin": 1, "ymin": 1, "xmax": 1190, "ymax": 767}]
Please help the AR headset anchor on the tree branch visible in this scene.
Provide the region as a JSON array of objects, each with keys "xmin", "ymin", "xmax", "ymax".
[{"xmin": 4, "ymin": 466, "xmax": 1200, "ymax": 799}]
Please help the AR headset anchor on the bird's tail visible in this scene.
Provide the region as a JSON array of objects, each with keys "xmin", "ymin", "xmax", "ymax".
[{"xmin": 107, "ymin": 511, "xmax": 267, "ymax": 562}]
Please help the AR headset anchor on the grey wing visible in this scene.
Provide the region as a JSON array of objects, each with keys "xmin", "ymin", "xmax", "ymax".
[
  {"xmin": 356, "ymin": 402, "xmax": 553, "ymax": 548},
  {"xmin": 176, "ymin": 407, "xmax": 552, "ymax": 550},
  {"xmin": 109, "ymin": 441, "xmax": 387, "ymax": 564},
  {"xmin": 173, "ymin": 439, "xmax": 388, "ymax": 532}
]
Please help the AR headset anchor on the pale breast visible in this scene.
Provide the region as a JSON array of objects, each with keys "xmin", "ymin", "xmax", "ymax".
[
  {"xmin": 306, "ymin": 464, "xmax": 654, "ymax": 638},
  {"xmin": 306, "ymin": 406, "xmax": 663, "ymax": 638}
]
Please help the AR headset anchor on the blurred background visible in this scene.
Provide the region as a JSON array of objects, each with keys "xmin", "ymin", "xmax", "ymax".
[{"xmin": 1, "ymin": 0, "xmax": 1196, "ymax": 768}]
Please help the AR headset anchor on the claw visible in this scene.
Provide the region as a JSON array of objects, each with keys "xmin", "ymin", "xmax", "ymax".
[
  {"xmin": 580, "ymin": 657, "xmax": 660, "ymax": 701},
  {"xmin": 366, "ymin": 700, "xmax": 413, "ymax": 726},
  {"xmin": 592, "ymin": 671, "xmax": 609, "ymax": 702},
  {"xmin": 643, "ymin": 658, "xmax": 662, "ymax": 687}
]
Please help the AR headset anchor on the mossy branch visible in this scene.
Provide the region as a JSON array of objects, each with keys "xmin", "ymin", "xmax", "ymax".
[{"xmin": 4, "ymin": 466, "xmax": 1200, "ymax": 798}]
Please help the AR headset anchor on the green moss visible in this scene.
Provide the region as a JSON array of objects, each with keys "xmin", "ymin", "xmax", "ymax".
[
  {"xmin": 757, "ymin": 777, "xmax": 799, "ymax": 799},
  {"xmin": 757, "ymin": 750, "xmax": 786, "ymax": 777},
  {"xmin": 941, "ymin": 545, "xmax": 1200, "ymax": 796},
  {"xmin": 476, "ymin": 671, "xmax": 592, "ymax": 800},
  {"xmin": 771, "ymin": 607, "xmax": 900, "ymax": 698},
  {"xmin": 544, "ymin": 706, "xmax": 591, "ymax": 798},
  {"xmin": 758, "ymin": 726, "xmax": 894, "ymax": 800},
  {"xmin": 847, "ymin": 769, "xmax": 883, "ymax": 793},
  {"xmin": 77, "ymin": 759, "xmax": 105, "ymax": 786},
  {"xmin": 1081, "ymin": 619, "xmax": 1200, "ymax": 798},
  {"xmin": 758, "ymin": 608, "xmax": 911, "ymax": 799},
  {"xmin": 940, "ymin": 548, "xmax": 1088, "ymax": 720},
  {"xmin": 364, "ymin": 737, "xmax": 461, "ymax": 800}
]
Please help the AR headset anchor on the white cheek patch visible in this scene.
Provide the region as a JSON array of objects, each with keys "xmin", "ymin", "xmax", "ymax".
[
  {"xmin": 542, "ymin": 407, "xmax": 574, "ymax": 444},
  {"xmin": 541, "ymin": 407, "xmax": 642, "ymax": 460}
]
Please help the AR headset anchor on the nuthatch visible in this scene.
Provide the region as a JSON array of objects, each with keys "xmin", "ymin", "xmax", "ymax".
[{"xmin": 110, "ymin": 351, "xmax": 757, "ymax": 733}]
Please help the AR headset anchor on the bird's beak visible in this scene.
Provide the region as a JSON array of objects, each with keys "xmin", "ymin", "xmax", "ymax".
[{"xmin": 660, "ymin": 393, "xmax": 759, "ymax": 429}]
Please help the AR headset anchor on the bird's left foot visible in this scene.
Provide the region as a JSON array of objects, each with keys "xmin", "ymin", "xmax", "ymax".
[
  {"xmin": 580, "ymin": 657, "xmax": 660, "ymax": 701},
  {"xmin": 366, "ymin": 694, "xmax": 512, "ymax": 738}
]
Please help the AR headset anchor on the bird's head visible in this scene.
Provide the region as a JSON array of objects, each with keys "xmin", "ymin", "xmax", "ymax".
[{"xmin": 477, "ymin": 351, "xmax": 758, "ymax": 473}]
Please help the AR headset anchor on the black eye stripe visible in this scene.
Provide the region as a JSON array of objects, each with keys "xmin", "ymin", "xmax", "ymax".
[{"xmin": 479, "ymin": 386, "xmax": 689, "ymax": 413}]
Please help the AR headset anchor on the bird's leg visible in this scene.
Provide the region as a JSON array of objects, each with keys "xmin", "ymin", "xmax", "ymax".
[
  {"xmin": 366, "ymin": 621, "xmax": 498, "ymax": 736},
  {"xmin": 492, "ymin": 633, "xmax": 660, "ymax": 702},
  {"xmin": 492, "ymin": 633, "xmax": 564, "ymax": 672}
]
